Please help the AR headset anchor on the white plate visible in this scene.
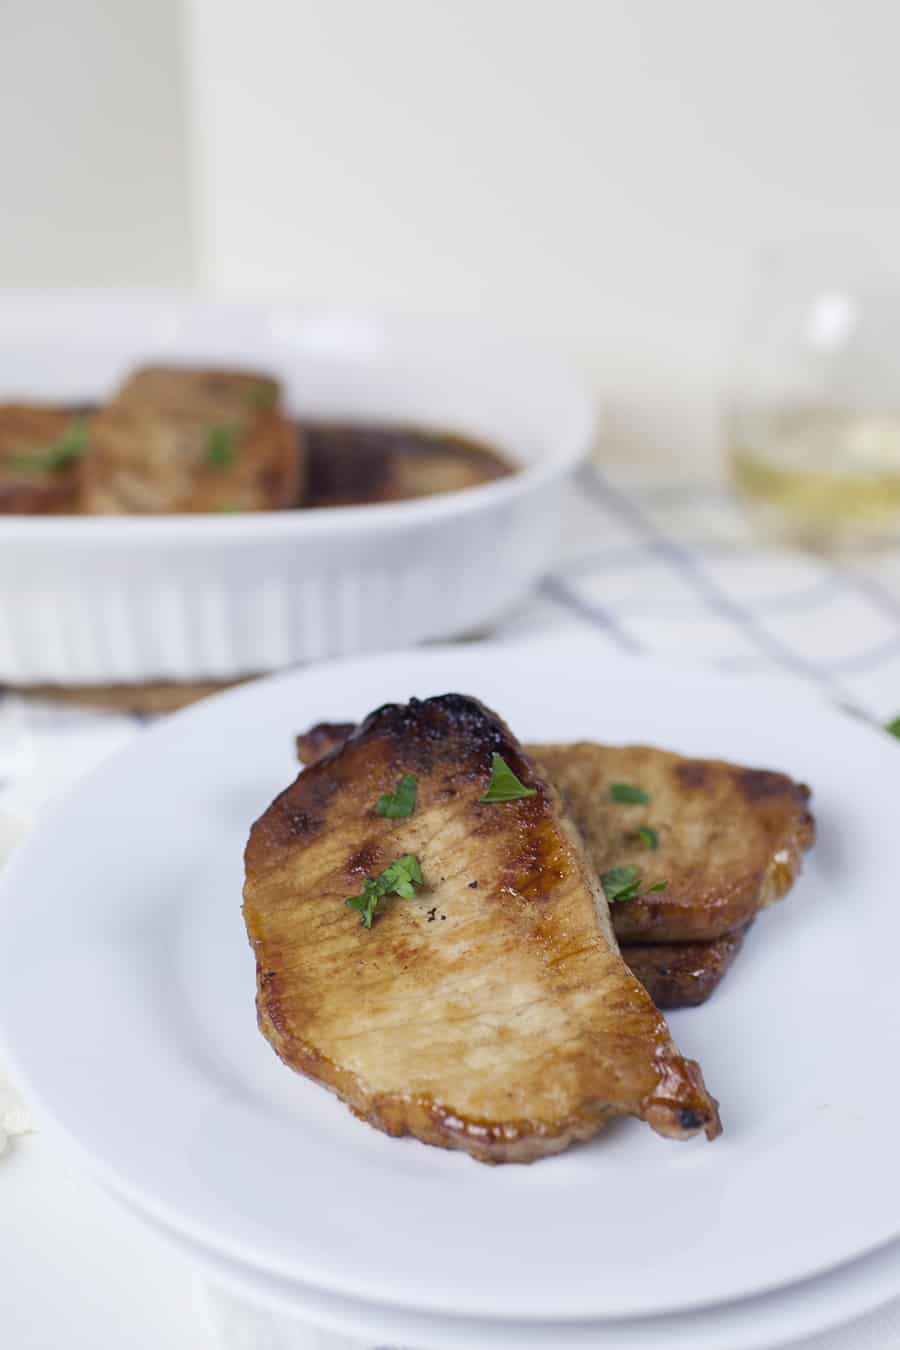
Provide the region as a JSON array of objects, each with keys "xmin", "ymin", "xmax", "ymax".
[
  {"xmin": 128, "ymin": 1191, "xmax": 900, "ymax": 1350},
  {"xmin": 0, "ymin": 293, "xmax": 593, "ymax": 682},
  {"xmin": 0, "ymin": 638, "xmax": 898, "ymax": 1324}
]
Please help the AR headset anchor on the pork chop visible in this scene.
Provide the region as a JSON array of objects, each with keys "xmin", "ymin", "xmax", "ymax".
[
  {"xmin": 82, "ymin": 365, "xmax": 303, "ymax": 513},
  {"xmin": 115, "ymin": 365, "xmax": 282, "ymax": 421},
  {"xmin": 295, "ymin": 726, "xmax": 814, "ymax": 946},
  {"xmin": 245, "ymin": 695, "xmax": 721, "ymax": 1163},
  {"xmin": 0, "ymin": 404, "xmax": 86, "ymax": 513},
  {"xmin": 534, "ymin": 743, "xmax": 814, "ymax": 942},
  {"xmin": 624, "ymin": 929, "xmax": 748, "ymax": 1009}
]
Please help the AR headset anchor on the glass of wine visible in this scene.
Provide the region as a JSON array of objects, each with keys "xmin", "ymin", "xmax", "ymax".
[{"xmin": 726, "ymin": 242, "xmax": 900, "ymax": 551}]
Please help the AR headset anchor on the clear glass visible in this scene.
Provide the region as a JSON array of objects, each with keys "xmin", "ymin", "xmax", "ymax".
[{"xmin": 725, "ymin": 242, "xmax": 900, "ymax": 552}]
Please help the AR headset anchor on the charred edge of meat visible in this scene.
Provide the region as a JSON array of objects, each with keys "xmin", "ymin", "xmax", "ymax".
[
  {"xmin": 330, "ymin": 695, "xmax": 539, "ymax": 787},
  {"xmin": 295, "ymin": 721, "xmax": 356, "ymax": 766},
  {"xmin": 623, "ymin": 927, "xmax": 749, "ymax": 1009},
  {"xmin": 256, "ymin": 993, "xmax": 719, "ymax": 1158},
  {"xmin": 261, "ymin": 695, "xmax": 547, "ymax": 868}
]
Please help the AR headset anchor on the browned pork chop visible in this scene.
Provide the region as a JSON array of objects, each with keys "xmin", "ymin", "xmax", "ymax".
[
  {"xmin": 0, "ymin": 404, "xmax": 85, "ymax": 513},
  {"xmin": 83, "ymin": 365, "xmax": 303, "ymax": 514},
  {"xmin": 246, "ymin": 696, "xmax": 720, "ymax": 1163},
  {"xmin": 535, "ymin": 743, "xmax": 814, "ymax": 943},
  {"xmin": 624, "ymin": 929, "xmax": 748, "ymax": 1009},
  {"xmin": 295, "ymin": 727, "xmax": 814, "ymax": 947},
  {"xmin": 115, "ymin": 365, "xmax": 282, "ymax": 421}
]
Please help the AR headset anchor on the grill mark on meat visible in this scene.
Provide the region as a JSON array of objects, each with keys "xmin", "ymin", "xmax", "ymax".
[
  {"xmin": 674, "ymin": 761, "xmax": 710, "ymax": 789},
  {"xmin": 736, "ymin": 768, "xmax": 811, "ymax": 804},
  {"xmin": 494, "ymin": 805, "xmax": 572, "ymax": 902},
  {"xmin": 346, "ymin": 842, "xmax": 382, "ymax": 877}
]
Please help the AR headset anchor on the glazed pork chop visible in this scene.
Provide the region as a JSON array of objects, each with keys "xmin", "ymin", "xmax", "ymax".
[
  {"xmin": 0, "ymin": 404, "xmax": 86, "ymax": 513},
  {"xmin": 296, "ymin": 727, "xmax": 814, "ymax": 945},
  {"xmin": 624, "ymin": 929, "xmax": 749, "ymax": 1009},
  {"xmin": 536, "ymin": 743, "xmax": 814, "ymax": 943},
  {"xmin": 245, "ymin": 696, "xmax": 721, "ymax": 1162},
  {"xmin": 82, "ymin": 365, "xmax": 303, "ymax": 514},
  {"xmin": 295, "ymin": 725, "xmax": 814, "ymax": 1009}
]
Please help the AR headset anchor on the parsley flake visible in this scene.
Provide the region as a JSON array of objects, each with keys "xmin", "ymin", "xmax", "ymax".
[
  {"xmin": 886, "ymin": 717, "xmax": 900, "ymax": 740},
  {"xmin": 600, "ymin": 865, "xmax": 642, "ymax": 903},
  {"xmin": 375, "ymin": 773, "xmax": 417, "ymax": 818},
  {"xmin": 637, "ymin": 825, "xmax": 659, "ymax": 850},
  {"xmin": 344, "ymin": 854, "xmax": 424, "ymax": 928},
  {"xmin": 609, "ymin": 782, "xmax": 650, "ymax": 804},
  {"xmin": 479, "ymin": 753, "xmax": 537, "ymax": 803},
  {"xmin": 206, "ymin": 423, "xmax": 239, "ymax": 467},
  {"xmin": 12, "ymin": 418, "xmax": 88, "ymax": 472},
  {"xmin": 600, "ymin": 865, "xmax": 668, "ymax": 904}
]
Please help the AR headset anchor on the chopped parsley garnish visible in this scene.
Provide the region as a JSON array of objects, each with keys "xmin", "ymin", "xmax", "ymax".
[
  {"xmin": 886, "ymin": 716, "xmax": 900, "ymax": 739},
  {"xmin": 479, "ymin": 753, "xmax": 537, "ymax": 803},
  {"xmin": 600, "ymin": 866, "xmax": 641, "ymax": 903},
  {"xmin": 609, "ymin": 782, "xmax": 650, "ymax": 804},
  {"xmin": 206, "ymin": 423, "xmax": 240, "ymax": 467},
  {"xmin": 600, "ymin": 865, "xmax": 668, "ymax": 904},
  {"xmin": 375, "ymin": 772, "xmax": 417, "ymax": 818},
  {"xmin": 12, "ymin": 418, "xmax": 88, "ymax": 472},
  {"xmin": 637, "ymin": 825, "xmax": 659, "ymax": 850},
  {"xmin": 345, "ymin": 854, "xmax": 424, "ymax": 928}
]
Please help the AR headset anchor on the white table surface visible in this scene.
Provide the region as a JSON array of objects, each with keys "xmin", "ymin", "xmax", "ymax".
[
  {"xmin": 4, "ymin": 1131, "xmax": 218, "ymax": 1350},
  {"xmin": 5, "ymin": 462, "xmax": 900, "ymax": 1349}
]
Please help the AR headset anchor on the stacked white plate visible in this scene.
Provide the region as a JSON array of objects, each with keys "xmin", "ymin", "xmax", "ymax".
[{"xmin": 1, "ymin": 638, "xmax": 899, "ymax": 1349}]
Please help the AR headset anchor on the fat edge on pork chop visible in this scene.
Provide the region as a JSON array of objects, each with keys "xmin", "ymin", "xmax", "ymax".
[{"xmin": 244, "ymin": 696, "xmax": 721, "ymax": 1163}]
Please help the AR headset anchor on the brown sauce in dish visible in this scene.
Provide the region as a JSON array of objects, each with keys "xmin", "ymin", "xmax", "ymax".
[
  {"xmin": 299, "ymin": 421, "xmax": 512, "ymax": 509},
  {"xmin": 0, "ymin": 403, "xmax": 512, "ymax": 515}
]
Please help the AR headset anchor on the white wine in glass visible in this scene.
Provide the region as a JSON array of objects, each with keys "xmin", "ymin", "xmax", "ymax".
[{"xmin": 726, "ymin": 246, "xmax": 900, "ymax": 551}]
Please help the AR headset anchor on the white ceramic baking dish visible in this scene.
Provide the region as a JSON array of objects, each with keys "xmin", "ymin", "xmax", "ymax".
[{"xmin": 0, "ymin": 294, "xmax": 595, "ymax": 683}]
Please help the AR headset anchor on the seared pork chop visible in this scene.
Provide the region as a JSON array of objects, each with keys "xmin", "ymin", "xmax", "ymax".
[
  {"xmin": 535, "ymin": 743, "xmax": 813, "ymax": 942},
  {"xmin": 246, "ymin": 696, "xmax": 720, "ymax": 1162},
  {"xmin": 296, "ymin": 726, "xmax": 814, "ymax": 946},
  {"xmin": 0, "ymin": 404, "xmax": 85, "ymax": 513},
  {"xmin": 624, "ymin": 929, "xmax": 748, "ymax": 1009},
  {"xmin": 295, "ymin": 721, "xmax": 357, "ymax": 763},
  {"xmin": 83, "ymin": 365, "xmax": 303, "ymax": 514},
  {"xmin": 115, "ymin": 365, "xmax": 283, "ymax": 424}
]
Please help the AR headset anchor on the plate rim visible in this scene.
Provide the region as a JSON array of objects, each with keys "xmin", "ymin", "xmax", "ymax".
[{"xmin": 138, "ymin": 1197, "xmax": 900, "ymax": 1350}]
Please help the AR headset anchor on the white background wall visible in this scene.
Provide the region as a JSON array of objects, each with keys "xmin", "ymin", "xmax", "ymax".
[
  {"xmin": 180, "ymin": 0, "xmax": 900, "ymax": 461},
  {"xmin": 5, "ymin": 1, "xmax": 900, "ymax": 461},
  {"xmin": 0, "ymin": 0, "xmax": 192, "ymax": 286}
]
